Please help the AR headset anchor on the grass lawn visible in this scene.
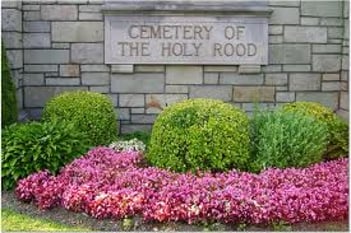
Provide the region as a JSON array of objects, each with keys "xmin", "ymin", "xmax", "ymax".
[{"xmin": 1, "ymin": 208, "xmax": 90, "ymax": 232}]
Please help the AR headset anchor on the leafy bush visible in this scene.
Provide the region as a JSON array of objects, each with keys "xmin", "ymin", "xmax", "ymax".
[
  {"xmin": 282, "ymin": 101, "xmax": 348, "ymax": 159},
  {"xmin": 1, "ymin": 43, "xmax": 18, "ymax": 128},
  {"xmin": 119, "ymin": 131, "xmax": 151, "ymax": 148},
  {"xmin": 249, "ymin": 110, "xmax": 328, "ymax": 172},
  {"xmin": 2, "ymin": 121, "xmax": 91, "ymax": 190},
  {"xmin": 42, "ymin": 91, "xmax": 118, "ymax": 146},
  {"xmin": 147, "ymin": 98, "xmax": 250, "ymax": 172}
]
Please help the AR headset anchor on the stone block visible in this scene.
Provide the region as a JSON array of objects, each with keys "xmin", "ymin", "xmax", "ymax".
[
  {"xmin": 340, "ymin": 92, "xmax": 349, "ymax": 110},
  {"xmin": 269, "ymin": 44, "xmax": 311, "ymax": 64},
  {"xmin": 238, "ymin": 65, "xmax": 261, "ymax": 74},
  {"xmin": 52, "ymin": 43, "xmax": 70, "ymax": 49},
  {"xmin": 23, "ymin": 5, "xmax": 40, "ymax": 11},
  {"xmin": 146, "ymin": 94, "xmax": 188, "ymax": 113},
  {"xmin": 312, "ymin": 55, "xmax": 341, "ymax": 72},
  {"xmin": 89, "ymin": 86, "xmax": 109, "ymax": 93},
  {"xmin": 41, "ymin": 5, "xmax": 77, "ymax": 20},
  {"xmin": 60, "ymin": 65, "xmax": 80, "ymax": 77},
  {"xmin": 45, "ymin": 72, "xmax": 59, "ymax": 77},
  {"xmin": 23, "ymin": 11, "xmax": 41, "ymax": 21},
  {"xmin": 190, "ymin": 86, "xmax": 232, "ymax": 101},
  {"xmin": 336, "ymin": 110, "xmax": 349, "ymax": 122},
  {"xmin": 283, "ymin": 65, "xmax": 310, "ymax": 72},
  {"xmin": 23, "ymin": 73, "xmax": 44, "ymax": 86},
  {"xmin": 131, "ymin": 108, "xmax": 145, "ymax": 114},
  {"xmin": 328, "ymin": 27, "xmax": 343, "ymax": 39},
  {"xmin": 121, "ymin": 124, "xmax": 152, "ymax": 134},
  {"xmin": 342, "ymin": 55, "xmax": 349, "ymax": 70},
  {"xmin": 111, "ymin": 73, "xmax": 164, "ymax": 93},
  {"xmin": 233, "ymin": 86, "xmax": 275, "ymax": 102},
  {"xmin": 320, "ymin": 18, "xmax": 343, "ymax": 26},
  {"xmin": 81, "ymin": 64, "xmax": 110, "ymax": 72},
  {"xmin": 204, "ymin": 66, "xmax": 237, "ymax": 72},
  {"xmin": 301, "ymin": 17, "xmax": 320, "ymax": 25},
  {"xmin": 131, "ymin": 114, "xmax": 157, "ymax": 124},
  {"xmin": 111, "ymin": 65, "xmax": 134, "ymax": 73},
  {"xmin": 118, "ymin": 108, "xmax": 131, "ymax": 121},
  {"xmin": 296, "ymin": 92, "xmax": 339, "ymax": 110},
  {"xmin": 270, "ymin": 7, "xmax": 299, "ymax": 24},
  {"xmin": 107, "ymin": 94, "xmax": 118, "ymax": 107},
  {"xmin": 2, "ymin": 32, "xmax": 22, "ymax": 48},
  {"xmin": 262, "ymin": 65, "xmax": 282, "ymax": 72},
  {"xmin": 323, "ymin": 73, "xmax": 340, "ymax": 81},
  {"xmin": 119, "ymin": 94, "xmax": 144, "ymax": 107},
  {"xmin": 24, "ymin": 49, "xmax": 69, "ymax": 64},
  {"xmin": 312, "ymin": 44, "xmax": 341, "ymax": 53},
  {"xmin": 268, "ymin": 25, "xmax": 283, "ymax": 35},
  {"xmin": 79, "ymin": 12, "xmax": 103, "ymax": 20},
  {"xmin": 166, "ymin": 66, "xmax": 202, "ymax": 84},
  {"xmin": 265, "ymin": 73, "xmax": 288, "ymax": 85},
  {"xmin": 79, "ymin": 5, "xmax": 102, "ymax": 12},
  {"xmin": 2, "ymin": 0, "xmax": 22, "ymax": 8},
  {"xmin": 220, "ymin": 73, "xmax": 264, "ymax": 85},
  {"xmin": 268, "ymin": 1, "xmax": 300, "ymax": 7},
  {"xmin": 289, "ymin": 73, "xmax": 321, "ymax": 91},
  {"xmin": 82, "ymin": 72, "xmax": 109, "ymax": 85},
  {"xmin": 23, "ymin": 21, "xmax": 50, "ymax": 32},
  {"xmin": 57, "ymin": 0, "xmax": 88, "ymax": 3},
  {"xmin": 135, "ymin": 65, "xmax": 165, "ymax": 73},
  {"xmin": 71, "ymin": 43, "xmax": 103, "ymax": 64},
  {"xmin": 276, "ymin": 92, "xmax": 295, "ymax": 102},
  {"xmin": 6, "ymin": 50, "xmax": 23, "ymax": 69},
  {"xmin": 24, "ymin": 65, "xmax": 58, "ymax": 72},
  {"xmin": 204, "ymin": 73, "xmax": 219, "ymax": 84},
  {"xmin": 301, "ymin": 1, "xmax": 342, "ymax": 17},
  {"xmin": 46, "ymin": 78, "xmax": 80, "ymax": 86},
  {"xmin": 2, "ymin": 9, "xmax": 22, "ymax": 31},
  {"xmin": 322, "ymin": 82, "xmax": 340, "ymax": 91},
  {"xmin": 165, "ymin": 85, "xmax": 188, "ymax": 93},
  {"xmin": 52, "ymin": 22, "xmax": 103, "ymax": 42},
  {"xmin": 328, "ymin": 39, "xmax": 343, "ymax": 44},
  {"xmin": 23, "ymin": 33, "xmax": 50, "ymax": 48},
  {"xmin": 24, "ymin": 86, "xmax": 87, "ymax": 107},
  {"xmin": 269, "ymin": 36, "xmax": 283, "ymax": 44},
  {"xmin": 284, "ymin": 26, "xmax": 327, "ymax": 43}
]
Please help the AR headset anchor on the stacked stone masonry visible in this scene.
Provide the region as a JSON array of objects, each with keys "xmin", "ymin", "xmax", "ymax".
[{"xmin": 1, "ymin": 0, "xmax": 349, "ymax": 133}]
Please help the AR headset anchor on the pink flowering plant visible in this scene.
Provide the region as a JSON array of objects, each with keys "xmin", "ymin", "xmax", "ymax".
[{"xmin": 16, "ymin": 147, "xmax": 348, "ymax": 225}]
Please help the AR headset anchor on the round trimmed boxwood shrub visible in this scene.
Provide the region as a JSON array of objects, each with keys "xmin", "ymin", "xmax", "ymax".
[
  {"xmin": 42, "ymin": 91, "xmax": 118, "ymax": 146},
  {"xmin": 249, "ymin": 110, "xmax": 329, "ymax": 173},
  {"xmin": 2, "ymin": 120, "xmax": 91, "ymax": 190},
  {"xmin": 1, "ymin": 43, "xmax": 18, "ymax": 128},
  {"xmin": 281, "ymin": 101, "xmax": 348, "ymax": 159},
  {"xmin": 147, "ymin": 98, "xmax": 250, "ymax": 172}
]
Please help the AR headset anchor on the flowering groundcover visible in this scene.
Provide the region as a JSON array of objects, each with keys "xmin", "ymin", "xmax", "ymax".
[{"xmin": 16, "ymin": 147, "xmax": 348, "ymax": 225}]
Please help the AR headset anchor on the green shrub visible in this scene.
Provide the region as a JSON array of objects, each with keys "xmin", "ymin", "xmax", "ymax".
[
  {"xmin": 1, "ymin": 43, "xmax": 18, "ymax": 128},
  {"xmin": 42, "ymin": 91, "xmax": 118, "ymax": 146},
  {"xmin": 147, "ymin": 98, "xmax": 250, "ymax": 172},
  {"xmin": 249, "ymin": 110, "xmax": 329, "ymax": 172},
  {"xmin": 119, "ymin": 131, "xmax": 151, "ymax": 148},
  {"xmin": 2, "ymin": 121, "xmax": 91, "ymax": 190},
  {"xmin": 281, "ymin": 101, "xmax": 348, "ymax": 159}
]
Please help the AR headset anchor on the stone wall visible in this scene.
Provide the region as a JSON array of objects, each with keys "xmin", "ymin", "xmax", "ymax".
[{"xmin": 1, "ymin": 0, "xmax": 349, "ymax": 133}]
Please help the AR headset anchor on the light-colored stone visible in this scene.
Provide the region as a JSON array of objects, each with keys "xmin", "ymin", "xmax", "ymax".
[
  {"xmin": 23, "ymin": 5, "xmax": 40, "ymax": 11},
  {"xmin": 119, "ymin": 94, "xmax": 144, "ymax": 107},
  {"xmin": 71, "ymin": 43, "xmax": 103, "ymax": 64},
  {"xmin": 23, "ymin": 11, "xmax": 41, "ymax": 21},
  {"xmin": 79, "ymin": 12, "xmax": 103, "ymax": 20},
  {"xmin": 312, "ymin": 55, "xmax": 341, "ymax": 72},
  {"xmin": 166, "ymin": 66, "xmax": 202, "ymax": 84},
  {"xmin": 82, "ymin": 72, "xmax": 109, "ymax": 85},
  {"xmin": 262, "ymin": 65, "xmax": 281, "ymax": 72},
  {"xmin": 24, "ymin": 49, "xmax": 69, "ymax": 64},
  {"xmin": 340, "ymin": 92, "xmax": 349, "ymax": 110},
  {"xmin": 52, "ymin": 43, "xmax": 70, "ymax": 49},
  {"xmin": 24, "ymin": 65, "xmax": 58, "ymax": 72},
  {"xmin": 296, "ymin": 92, "xmax": 339, "ymax": 110},
  {"xmin": 322, "ymin": 82, "xmax": 340, "ymax": 91},
  {"xmin": 220, "ymin": 73, "xmax": 264, "ymax": 85},
  {"xmin": 52, "ymin": 22, "xmax": 103, "ymax": 42},
  {"xmin": 108, "ymin": 94, "xmax": 118, "ymax": 107},
  {"xmin": 118, "ymin": 108, "xmax": 131, "ymax": 121},
  {"xmin": 45, "ymin": 72, "xmax": 59, "ymax": 77},
  {"xmin": 270, "ymin": 7, "xmax": 299, "ymax": 24},
  {"xmin": 131, "ymin": 114, "xmax": 157, "ymax": 124},
  {"xmin": 204, "ymin": 66, "xmax": 238, "ymax": 72},
  {"xmin": 233, "ymin": 86, "xmax": 275, "ymax": 102},
  {"xmin": 46, "ymin": 78, "xmax": 80, "ymax": 86},
  {"xmin": 2, "ymin": 9, "xmax": 22, "ymax": 31},
  {"xmin": 323, "ymin": 73, "xmax": 340, "ymax": 81},
  {"xmin": 79, "ymin": 5, "xmax": 102, "ymax": 12},
  {"xmin": 204, "ymin": 73, "xmax": 219, "ymax": 84},
  {"xmin": 57, "ymin": 0, "xmax": 88, "ymax": 3},
  {"xmin": 146, "ymin": 94, "xmax": 187, "ymax": 113},
  {"xmin": 238, "ymin": 65, "xmax": 261, "ymax": 74},
  {"xmin": 328, "ymin": 27, "xmax": 343, "ymax": 39},
  {"xmin": 131, "ymin": 108, "xmax": 145, "ymax": 114},
  {"xmin": 111, "ymin": 74, "xmax": 164, "ymax": 93},
  {"xmin": 312, "ymin": 44, "xmax": 341, "ymax": 53},
  {"xmin": 23, "ymin": 33, "xmax": 50, "ymax": 48},
  {"xmin": 269, "ymin": 44, "xmax": 311, "ymax": 64},
  {"xmin": 328, "ymin": 39, "xmax": 343, "ymax": 43},
  {"xmin": 121, "ymin": 124, "xmax": 152, "ymax": 134},
  {"xmin": 283, "ymin": 65, "xmax": 310, "ymax": 72},
  {"xmin": 284, "ymin": 26, "xmax": 327, "ymax": 43},
  {"xmin": 269, "ymin": 36, "xmax": 283, "ymax": 44},
  {"xmin": 190, "ymin": 86, "xmax": 232, "ymax": 101},
  {"xmin": 23, "ymin": 21, "xmax": 50, "ymax": 32},
  {"xmin": 289, "ymin": 73, "xmax": 321, "ymax": 91},
  {"xmin": 2, "ymin": 0, "xmax": 22, "ymax": 8},
  {"xmin": 6, "ymin": 50, "xmax": 23, "ymax": 69},
  {"xmin": 60, "ymin": 65, "xmax": 80, "ymax": 77},
  {"xmin": 23, "ymin": 73, "xmax": 44, "ymax": 86},
  {"xmin": 165, "ymin": 85, "xmax": 188, "ymax": 93},
  {"xmin": 2, "ymin": 32, "xmax": 22, "ymax": 48},
  {"xmin": 301, "ymin": 17, "xmax": 320, "ymax": 25},
  {"xmin": 41, "ymin": 5, "xmax": 78, "ymax": 20},
  {"xmin": 265, "ymin": 73, "xmax": 288, "ymax": 85},
  {"xmin": 111, "ymin": 65, "xmax": 134, "ymax": 73},
  {"xmin": 301, "ymin": 1, "xmax": 342, "ymax": 17},
  {"xmin": 89, "ymin": 86, "xmax": 109, "ymax": 93},
  {"xmin": 276, "ymin": 92, "xmax": 295, "ymax": 102},
  {"xmin": 24, "ymin": 86, "xmax": 88, "ymax": 107},
  {"xmin": 336, "ymin": 109, "xmax": 349, "ymax": 122},
  {"xmin": 268, "ymin": 25, "xmax": 283, "ymax": 35},
  {"xmin": 342, "ymin": 55, "xmax": 349, "ymax": 70},
  {"xmin": 320, "ymin": 18, "xmax": 343, "ymax": 26},
  {"xmin": 81, "ymin": 65, "xmax": 110, "ymax": 72},
  {"xmin": 268, "ymin": 1, "xmax": 300, "ymax": 7},
  {"xmin": 135, "ymin": 65, "xmax": 165, "ymax": 73}
]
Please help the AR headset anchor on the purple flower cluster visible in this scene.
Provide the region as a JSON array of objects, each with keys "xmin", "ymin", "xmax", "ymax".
[{"xmin": 16, "ymin": 147, "xmax": 348, "ymax": 224}]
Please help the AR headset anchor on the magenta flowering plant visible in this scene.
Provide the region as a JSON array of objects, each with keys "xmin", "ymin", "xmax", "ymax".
[{"xmin": 15, "ymin": 147, "xmax": 348, "ymax": 225}]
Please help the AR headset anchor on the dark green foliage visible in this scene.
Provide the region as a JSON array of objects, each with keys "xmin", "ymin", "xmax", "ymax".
[
  {"xmin": 1, "ymin": 43, "xmax": 18, "ymax": 128},
  {"xmin": 42, "ymin": 91, "xmax": 118, "ymax": 146},
  {"xmin": 147, "ymin": 98, "xmax": 250, "ymax": 172},
  {"xmin": 119, "ymin": 131, "xmax": 151, "ymax": 148},
  {"xmin": 249, "ymin": 110, "xmax": 329, "ymax": 172},
  {"xmin": 2, "ymin": 121, "xmax": 91, "ymax": 190},
  {"xmin": 282, "ymin": 101, "xmax": 349, "ymax": 159}
]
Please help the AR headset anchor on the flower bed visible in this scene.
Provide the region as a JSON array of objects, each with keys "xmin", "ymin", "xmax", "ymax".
[{"xmin": 16, "ymin": 147, "xmax": 348, "ymax": 225}]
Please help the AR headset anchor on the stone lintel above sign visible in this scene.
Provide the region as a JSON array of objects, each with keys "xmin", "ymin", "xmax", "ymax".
[{"xmin": 104, "ymin": 0, "xmax": 271, "ymax": 65}]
